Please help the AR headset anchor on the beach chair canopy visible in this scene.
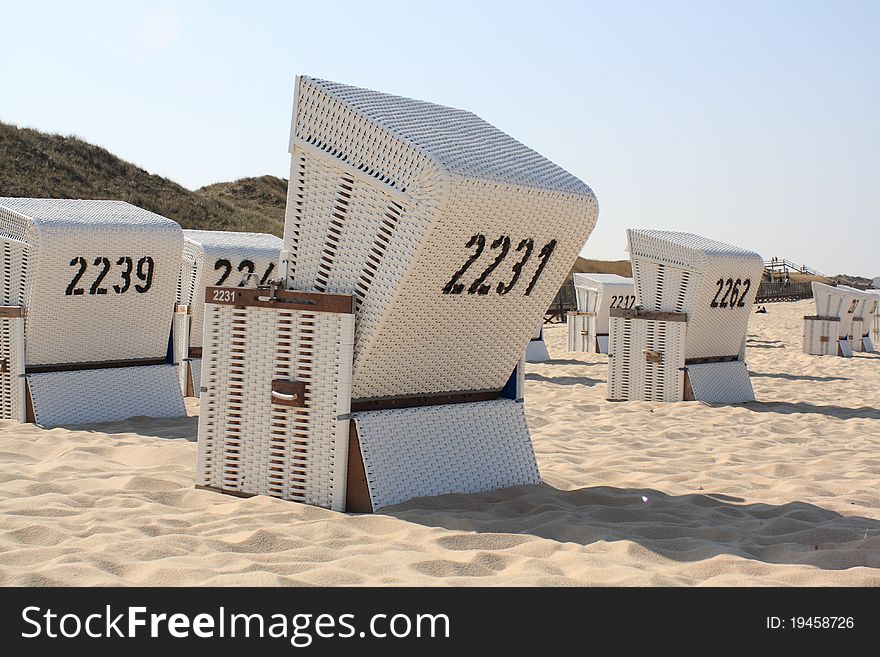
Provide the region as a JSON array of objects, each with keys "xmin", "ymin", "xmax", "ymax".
[
  {"xmin": 572, "ymin": 273, "xmax": 635, "ymax": 333},
  {"xmin": 811, "ymin": 281, "xmax": 862, "ymax": 339},
  {"xmin": 627, "ymin": 229, "xmax": 764, "ymax": 361},
  {"xmin": 179, "ymin": 229, "xmax": 282, "ymax": 350},
  {"xmin": 0, "ymin": 198, "xmax": 185, "ymax": 426},
  {"xmin": 283, "ymin": 76, "xmax": 599, "ymax": 401},
  {"xmin": 0, "ymin": 198, "xmax": 182, "ymax": 366}
]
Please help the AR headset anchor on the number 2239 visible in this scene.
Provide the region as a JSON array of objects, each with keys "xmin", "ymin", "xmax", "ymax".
[{"xmin": 65, "ymin": 256, "xmax": 155, "ymax": 296}]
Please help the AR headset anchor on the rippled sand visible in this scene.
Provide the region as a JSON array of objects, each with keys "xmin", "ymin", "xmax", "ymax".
[{"xmin": 1, "ymin": 299, "xmax": 879, "ymax": 585}]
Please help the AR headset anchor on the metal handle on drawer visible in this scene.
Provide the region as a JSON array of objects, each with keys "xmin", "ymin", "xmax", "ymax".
[{"xmin": 270, "ymin": 380, "xmax": 306, "ymax": 407}]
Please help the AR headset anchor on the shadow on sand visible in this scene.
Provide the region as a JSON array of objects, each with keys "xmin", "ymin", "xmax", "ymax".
[
  {"xmin": 525, "ymin": 373, "xmax": 604, "ymax": 387},
  {"xmin": 742, "ymin": 401, "xmax": 880, "ymax": 420},
  {"xmin": 749, "ymin": 371, "xmax": 849, "ymax": 383},
  {"xmin": 53, "ymin": 414, "xmax": 199, "ymax": 442},
  {"xmin": 538, "ymin": 358, "xmax": 606, "ymax": 367},
  {"xmin": 385, "ymin": 484, "xmax": 880, "ymax": 570}
]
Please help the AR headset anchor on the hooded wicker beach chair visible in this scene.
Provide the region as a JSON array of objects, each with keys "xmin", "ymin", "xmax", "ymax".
[
  {"xmin": 196, "ymin": 76, "xmax": 599, "ymax": 511},
  {"xmin": 836, "ymin": 285, "xmax": 874, "ymax": 353},
  {"xmin": 0, "ymin": 198, "xmax": 185, "ymax": 426},
  {"xmin": 805, "ymin": 282, "xmax": 863, "ymax": 357},
  {"xmin": 607, "ymin": 230, "xmax": 764, "ymax": 404},
  {"xmin": 174, "ymin": 230, "xmax": 282, "ymax": 396},
  {"xmin": 568, "ymin": 273, "xmax": 635, "ymax": 353},
  {"xmin": 866, "ymin": 289, "xmax": 880, "ymax": 352}
]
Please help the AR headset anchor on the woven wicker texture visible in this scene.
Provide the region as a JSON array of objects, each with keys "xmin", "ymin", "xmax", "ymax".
[
  {"xmin": 191, "ymin": 357, "xmax": 202, "ymax": 394},
  {"xmin": 803, "ymin": 317, "xmax": 840, "ymax": 356},
  {"xmin": 686, "ymin": 361, "xmax": 755, "ymax": 403},
  {"xmin": 179, "ymin": 230, "xmax": 283, "ymax": 351},
  {"xmin": 0, "ymin": 315, "xmax": 25, "ymax": 421},
  {"xmin": 627, "ymin": 229, "xmax": 764, "ymax": 361},
  {"xmin": 836, "ymin": 285, "xmax": 873, "ymax": 352},
  {"xmin": 26, "ymin": 364, "xmax": 185, "ymax": 427},
  {"xmin": 352, "ymin": 399, "xmax": 540, "ymax": 510},
  {"xmin": 850, "ymin": 319, "xmax": 867, "ymax": 352},
  {"xmin": 867, "ymin": 290, "xmax": 880, "ymax": 349},
  {"xmin": 283, "ymin": 76, "xmax": 598, "ymax": 400},
  {"xmin": 607, "ymin": 315, "xmax": 686, "ymax": 402},
  {"xmin": 1, "ymin": 238, "xmax": 29, "ymax": 306},
  {"xmin": 0, "ymin": 198, "xmax": 183, "ymax": 366},
  {"xmin": 171, "ymin": 307, "xmax": 191, "ymax": 393},
  {"xmin": 196, "ymin": 301, "xmax": 355, "ymax": 511},
  {"xmin": 572, "ymin": 273, "xmax": 634, "ymax": 353}
]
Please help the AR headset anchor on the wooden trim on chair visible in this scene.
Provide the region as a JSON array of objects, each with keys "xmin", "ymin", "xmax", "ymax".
[
  {"xmin": 350, "ymin": 389, "xmax": 501, "ymax": 412},
  {"xmin": 0, "ymin": 306, "xmax": 23, "ymax": 318},
  {"xmin": 345, "ymin": 421, "xmax": 373, "ymax": 513},
  {"xmin": 683, "ymin": 371, "xmax": 696, "ymax": 401},
  {"xmin": 25, "ymin": 381, "xmax": 35, "ymax": 423},
  {"xmin": 26, "ymin": 358, "xmax": 169, "ymax": 374},
  {"xmin": 185, "ymin": 362, "xmax": 195, "ymax": 398},
  {"xmin": 610, "ymin": 308, "xmax": 687, "ymax": 322},
  {"xmin": 684, "ymin": 355, "xmax": 741, "ymax": 365},
  {"xmin": 194, "ymin": 485, "xmax": 257, "ymax": 499},
  {"xmin": 206, "ymin": 287, "xmax": 355, "ymax": 314}
]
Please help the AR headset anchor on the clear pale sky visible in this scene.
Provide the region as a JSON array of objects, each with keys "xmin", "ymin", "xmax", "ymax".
[{"xmin": 1, "ymin": 1, "xmax": 877, "ymax": 276}]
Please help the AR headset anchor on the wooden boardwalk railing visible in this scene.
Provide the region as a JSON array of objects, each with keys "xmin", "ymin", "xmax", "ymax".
[
  {"xmin": 755, "ymin": 280, "xmax": 813, "ymax": 303},
  {"xmin": 544, "ymin": 282, "xmax": 577, "ymax": 323}
]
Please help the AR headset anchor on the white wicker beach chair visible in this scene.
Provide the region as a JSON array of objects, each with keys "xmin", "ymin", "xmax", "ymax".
[
  {"xmin": 568, "ymin": 273, "xmax": 634, "ymax": 353},
  {"xmin": 837, "ymin": 285, "xmax": 874, "ymax": 353},
  {"xmin": 866, "ymin": 289, "xmax": 880, "ymax": 352},
  {"xmin": 174, "ymin": 230, "xmax": 282, "ymax": 396},
  {"xmin": 608, "ymin": 229, "xmax": 764, "ymax": 404},
  {"xmin": 0, "ymin": 198, "xmax": 186, "ymax": 426},
  {"xmin": 805, "ymin": 282, "xmax": 863, "ymax": 357},
  {"xmin": 197, "ymin": 76, "xmax": 598, "ymax": 511},
  {"xmin": 525, "ymin": 323, "xmax": 551, "ymax": 362}
]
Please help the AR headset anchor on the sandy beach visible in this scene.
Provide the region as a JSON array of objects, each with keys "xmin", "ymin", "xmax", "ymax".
[{"xmin": 1, "ymin": 298, "xmax": 879, "ymax": 586}]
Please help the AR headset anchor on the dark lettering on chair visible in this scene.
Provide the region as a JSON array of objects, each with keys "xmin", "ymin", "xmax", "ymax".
[
  {"xmin": 65, "ymin": 255, "xmax": 156, "ymax": 296},
  {"xmin": 443, "ymin": 234, "xmax": 557, "ymax": 296}
]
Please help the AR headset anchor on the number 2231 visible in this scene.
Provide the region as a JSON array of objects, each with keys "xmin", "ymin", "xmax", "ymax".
[{"xmin": 443, "ymin": 235, "xmax": 557, "ymax": 296}]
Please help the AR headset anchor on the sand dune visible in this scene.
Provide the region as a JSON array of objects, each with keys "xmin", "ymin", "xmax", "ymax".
[{"xmin": 1, "ymin": 299, "xmax": 879, "ymax": 586}]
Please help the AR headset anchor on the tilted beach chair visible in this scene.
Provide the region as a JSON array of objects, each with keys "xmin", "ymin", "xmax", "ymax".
[
  {"xmin": 805, "ymin": 282, "xmax": 862, "ymax": 357},
  {"xmin": 173, "ymin": 230, "xmax": 282, "ymax": 396},
  {"xmin": 0, "ymin": 198, "xmax": 185, "ymax": 426},
  {"xmin": 607, "ymin": 230, "xmax": 764, "ymax": 404},
  {"xmin": 525, "ymin": 324, "xmax": 551, "ymax": 362},
  {"xmin": 568, "ymin": 273, "xmax": 635, "ymax": 353},
  {"xmin": 196, "ymin": 76, "xmax": 599, "ymax": 511}
]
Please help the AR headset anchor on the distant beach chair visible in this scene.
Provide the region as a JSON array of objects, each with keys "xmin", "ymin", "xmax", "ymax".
[
  {"xmin": 836, "ymin": 285, "xmax": 874, "ymax": 353},
  {"xmin": 525, "ymin": 324, "xmax": 551, "ymax": 362},
  {"xmin": 568, "ymin": 273, "xmax": 635, "ymax": 353},
  {"xmin": 173, "ymin": 230, "xmax": 282, "ymax": 396},
  {"xmin": 607, "ymin": 229, "xmax": 764, "ymax": 404},
  {"xmin": 866, "ymin": 290, "xmax": 880, "ymax": 352},
  {"xmin": 196, "ymin": 76, "xmax": 599, "ymax": 511},
  {"xmin": 0, "ymin": 198, "xmax": 185, "ymax": 426},
  {"xmin": 804, "ymin": 282, "xmax": 863, "ymax": 357}
]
